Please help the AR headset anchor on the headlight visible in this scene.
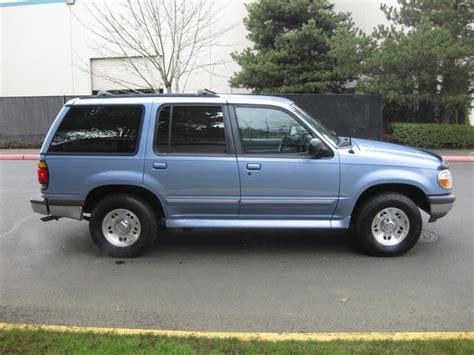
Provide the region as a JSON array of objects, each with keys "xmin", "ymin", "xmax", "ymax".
[{"xmin": 438, "ymin": 170, "xmax": 452, "ymax": 189}]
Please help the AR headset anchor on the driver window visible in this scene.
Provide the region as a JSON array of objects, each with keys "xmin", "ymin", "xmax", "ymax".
[{"xmin": 235, "ymin": 106, "xmax": 312, "ymax": 155}]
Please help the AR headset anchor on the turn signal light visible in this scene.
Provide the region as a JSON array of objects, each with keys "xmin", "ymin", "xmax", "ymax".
[
  {"xmin": 37, "ymin": 161, "xmax": 49, "ymax": 188},
  {"xmin": 437, "ymin": 170, "xmax": 452, "ymax": 189}
]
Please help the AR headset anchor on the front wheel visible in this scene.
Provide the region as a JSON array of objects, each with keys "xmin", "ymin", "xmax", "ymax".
[
  {"xmin": 354, "ymin": 192, "xmax": 422, "ymax": 256},
  {"xmin": 89, "ymin": 194, "xmax": 157, "ymax": 257}
]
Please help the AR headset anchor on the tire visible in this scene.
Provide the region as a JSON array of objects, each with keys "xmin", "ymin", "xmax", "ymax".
[
  {"xmin": 89, "ymin": 193, "xmax": 157, "ymax": 258},
  {"xmin": 354, "ymin": 192, "xmax": 422, "ymax": 257}
]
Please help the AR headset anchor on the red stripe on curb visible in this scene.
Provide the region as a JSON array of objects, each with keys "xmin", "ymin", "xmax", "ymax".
[
  {"xmin": 22, "ymin": 154, "xmax": 40, "ymax": 160},
  {"xmin": 443, "ymin": 156, "xmax": 474, "ymax": 162},
  {"xmin": 0, "ymin": 154, "xmax": 39, "ymax": 160},
  {"xmin": 0, "ymin": 154, "xmax": 473, "ymax": 162}
]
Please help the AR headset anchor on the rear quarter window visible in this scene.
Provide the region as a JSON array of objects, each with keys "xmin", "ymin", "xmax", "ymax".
[{"xmin": 48, "ymin": 105, "xmax": 143, "ymax": 154}]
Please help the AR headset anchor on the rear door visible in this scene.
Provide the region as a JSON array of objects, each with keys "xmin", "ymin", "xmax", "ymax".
[{"xmin": 143, "ymin": 100, "xmax": 240, "ymax": 219}]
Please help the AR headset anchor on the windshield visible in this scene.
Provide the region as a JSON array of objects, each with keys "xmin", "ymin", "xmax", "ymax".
[{"xmin": 290, "ymin": 104, "xmax": 340, "ymax": 146}]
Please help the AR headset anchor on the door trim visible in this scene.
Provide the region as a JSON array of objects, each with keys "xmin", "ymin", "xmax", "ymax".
[
  {"xmin": 166, "ymin": 218, "xmax": 332, "ymax": 229},
  {"xmin": 165, "ymin": 198, "xmax": 240, "ymax": 205},
  {"xmin": 240, "ymin": 199, "xmax": 336, "ymax": 205}
]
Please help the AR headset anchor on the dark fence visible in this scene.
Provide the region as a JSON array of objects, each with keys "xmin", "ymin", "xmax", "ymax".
[
  {"xmin": 0, "ymin": 96, "xmax": 76, "ymax": 142},
  {"xmin": 279, "ymin": 94, "xmax": 383, "ymax": 140},
  {"xmin": 0, "ymin": 94, "xmax": 383, "ymax": 142}
]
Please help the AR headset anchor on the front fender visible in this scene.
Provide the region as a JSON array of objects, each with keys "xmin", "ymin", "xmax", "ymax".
[{"xmin": 334, "ymin": 164, "xmax": 439, "ymax": 219}]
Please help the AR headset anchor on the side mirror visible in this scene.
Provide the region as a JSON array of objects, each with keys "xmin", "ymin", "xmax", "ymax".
[{"xmin": 309, "ymin": 138, "xmax": 331, "ymax": 158}]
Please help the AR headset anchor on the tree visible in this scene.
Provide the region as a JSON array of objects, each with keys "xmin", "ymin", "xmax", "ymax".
[
  {"xmin": 229, "ymin": 0, "xmax": 361, "ymax": 93},
  {"xmin": 359, "ymin": 0, "xmax": 473, "ymax": 124},
  {"xmin": 84, "ymin": 0, "xmax": 231, "ymax": 93}
]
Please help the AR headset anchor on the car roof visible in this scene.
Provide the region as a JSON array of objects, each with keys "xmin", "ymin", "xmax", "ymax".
[{"xmin": 66, "ymin": 93, "xmax": 294, "ymax": 107}]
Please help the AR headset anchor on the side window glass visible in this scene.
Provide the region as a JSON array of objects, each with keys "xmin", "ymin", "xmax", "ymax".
[
  {"xmin": 49, "ymin": 105, "xmax": 142, "ymax": 154},
  {"xmin": 155, "ymin": 105, "xmax": 227, "ymax": 154},
  {"xmin": 235, "ymin": 107, "xmax": 312, "ymax": 155}
]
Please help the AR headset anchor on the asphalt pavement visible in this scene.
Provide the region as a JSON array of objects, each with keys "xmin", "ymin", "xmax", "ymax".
[{"xmin": 0, "ymin": 161, "xmax": 472, "ymax": 332}]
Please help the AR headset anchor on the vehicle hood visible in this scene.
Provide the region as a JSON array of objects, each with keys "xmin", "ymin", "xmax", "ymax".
[{"xmin": 351, "ymin": 138, "xmax": 442, "ymax": 168}]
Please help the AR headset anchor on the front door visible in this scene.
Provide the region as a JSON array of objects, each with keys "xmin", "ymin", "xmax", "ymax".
[
  {"xmin": 230, "ymin": 105, "xmax": 340, "ymax": 220},
  {"xmin": 144, "ymin": 102, "xmax": 240, "ymax": 219}
]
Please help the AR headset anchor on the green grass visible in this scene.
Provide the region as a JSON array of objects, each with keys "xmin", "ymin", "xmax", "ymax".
[{"xmin": 1, "ymin": 329, "xmax": 473, "ymax": 354}]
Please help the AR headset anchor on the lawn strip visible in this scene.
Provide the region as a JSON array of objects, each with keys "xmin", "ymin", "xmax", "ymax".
[{"xmin": 1, "ymin": 328, "xmax": 473, "ymax": 354}]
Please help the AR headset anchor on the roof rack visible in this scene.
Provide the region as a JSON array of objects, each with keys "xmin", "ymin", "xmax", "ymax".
[
  {"xmin": 96, "ymin": 90, "xmax": 115, "ymax": 97},
  {"xmin": 196, "ymin": 88, "xmax": 217, "ymax": 96},
  {"xmin": 79, "ymin": 89, "xmax": 220, "ymax": 99}
]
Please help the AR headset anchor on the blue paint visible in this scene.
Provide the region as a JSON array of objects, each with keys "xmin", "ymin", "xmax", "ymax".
[{"xmin": 29, "ymin": 94, "xmax": 457, "ymax": 257}]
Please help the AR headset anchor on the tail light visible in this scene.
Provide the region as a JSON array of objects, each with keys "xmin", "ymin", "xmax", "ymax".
[{"xmin": 37, "ymin": 161, "xmax": 49, "ymax": 189}]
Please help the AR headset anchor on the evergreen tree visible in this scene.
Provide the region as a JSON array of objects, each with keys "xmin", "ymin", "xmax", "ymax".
[
  {"xmin": 229, "ymin": 0, "xmax": 361, "ymax": 93},
  {"xmin": 360, "ymin": 0, "xmax": 473, "ymax": 123}
]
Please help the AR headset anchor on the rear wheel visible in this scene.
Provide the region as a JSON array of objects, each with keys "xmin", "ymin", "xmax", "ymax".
[
  {"xmin": 89, "ymin": 194, "xmax": 157, "ymax": 257},
  {"xmin": 354, "ymin": 192, "xmax": 422, "ymax": 256}
]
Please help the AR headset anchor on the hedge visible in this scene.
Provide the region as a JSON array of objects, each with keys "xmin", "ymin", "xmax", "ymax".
[{"xmin": 390, "ymin": 123, "xmax": 474, "ymax": 149}]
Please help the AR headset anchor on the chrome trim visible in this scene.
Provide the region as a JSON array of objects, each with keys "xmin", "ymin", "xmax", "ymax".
[
  {"xmin": 165, "ymin": 198, "xmax": 240, "ymax": 205},
  {"xmin": 166, "ymin": 219, "xmax": 331, "ymax": 229},
  {"xmin": 240, "ymin": 199, "xmax": 336, "ymax": 205}
]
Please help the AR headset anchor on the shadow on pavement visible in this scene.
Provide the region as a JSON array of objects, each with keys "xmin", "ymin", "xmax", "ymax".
[{"xmin": 151, "ymin": 228, "xmax": 354, "ymax": 256}]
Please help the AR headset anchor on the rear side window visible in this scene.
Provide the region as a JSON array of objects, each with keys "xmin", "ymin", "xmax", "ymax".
[
  {"xmin": 49, "ymin": 105, "xmax": 143, "ymax": 154},
  {"xmin": 155, "ymin": 105, "xmax": 227, "ymax": 154}
]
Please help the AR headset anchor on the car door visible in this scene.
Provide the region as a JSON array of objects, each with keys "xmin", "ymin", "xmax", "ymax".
[
  {"xmin": 230, "ymin": 104, "xmax": 340, "ymax": 220},
  {"xmin": 143, "ymin": 101, "xmax": 240, "ymax": 219}
]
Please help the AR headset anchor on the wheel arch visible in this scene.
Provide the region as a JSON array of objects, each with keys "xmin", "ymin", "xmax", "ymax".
[
  {"xmin": 350, "ymin": 183, "xmax": 429, "ymax": 225},
  {"xmin": 83, "ymin": 184, "xmax": 166, "ymax": 219}
]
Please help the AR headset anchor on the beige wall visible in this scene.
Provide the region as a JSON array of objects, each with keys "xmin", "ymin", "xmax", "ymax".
[
  {"xmin": 0, "ymin": 0, "xmax": 251, "ymax": 96},
  {"xmin": 0, "ymin": 0, "xmax": 393, "ymax": 97},
  {"xmin": 0, "ymin": 8, "xmax": 4, "ymax": 95}
]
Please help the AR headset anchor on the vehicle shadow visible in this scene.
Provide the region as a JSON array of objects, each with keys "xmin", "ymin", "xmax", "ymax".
[{"xmin": 150, "ymin": 228, "xmax": 356, "ymax": 256}]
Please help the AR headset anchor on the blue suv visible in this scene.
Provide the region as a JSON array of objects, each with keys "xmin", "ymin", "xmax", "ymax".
[{"xmin": 30, "ymin": 92, "xmax": 455, "ymax": 257}]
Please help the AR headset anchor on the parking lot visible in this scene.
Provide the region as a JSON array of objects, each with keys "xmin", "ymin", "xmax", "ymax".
[{"xmin": 0, "ymin": 161, "xmax": 472, "ymax": 332}]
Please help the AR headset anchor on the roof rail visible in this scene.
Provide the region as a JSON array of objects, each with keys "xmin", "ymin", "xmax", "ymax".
[
  {"xmin": 78, "ymin": 89, "xmax": 220, "ymax": 100},
  {"xmin": 96, "ymin": 90, "xmax": 115, "ymax": 97},
  {"xmin": 197, "ymin": 88, "xmax": 218, "ymax": 96}
]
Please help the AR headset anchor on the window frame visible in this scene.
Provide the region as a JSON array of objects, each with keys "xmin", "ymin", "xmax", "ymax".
[
  {"xmin": 229, "ymin": 104, "xmax": 334, "ymax": 159},
  {"xmin": 153, "ymin": 103, "xmax": 235, "ymax": 156},
  {"xmin": 47, "ymin": 104, "xmax": 145, "ymax": 156}
]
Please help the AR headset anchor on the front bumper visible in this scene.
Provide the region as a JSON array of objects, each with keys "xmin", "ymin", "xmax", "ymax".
[
  {"xmin": 428, "ymin": 194, "xmax": 455, "ymax": 222},
  {"xmin": 30, "ymin": 195, "xmax": 84, "ymax": 220}
]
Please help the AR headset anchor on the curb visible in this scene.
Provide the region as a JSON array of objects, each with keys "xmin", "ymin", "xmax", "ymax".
[
  {"xmin": 0, "ymin": 154, "xmax": 39, "ymax": 160},
  {"xmin": 442, "ymin": 156, "xmax": 474, "ymax": 162},
  {"xmin": 0, "ymin": 155, "xmax": 473, "ymax": 162},
  {"xmin": 0, "ymin": 322, "xmax": 473, "ymax": 342}
]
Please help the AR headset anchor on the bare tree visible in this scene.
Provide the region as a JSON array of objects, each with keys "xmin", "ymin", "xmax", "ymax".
[{"xmin": 82, "ymin": 0, "xmax": 232, "ymax": 93}]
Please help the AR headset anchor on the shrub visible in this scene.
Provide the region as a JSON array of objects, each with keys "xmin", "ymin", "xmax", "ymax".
[{"xmin": 390, "ymin": 123, "xmax": 474, "ymax": 149}]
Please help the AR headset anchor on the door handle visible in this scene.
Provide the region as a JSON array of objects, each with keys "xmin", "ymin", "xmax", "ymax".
[
  {"xmin": 246, "ymin": 163, "xmax": 261, "ymax": 170},
  {"xmin": 153, "ymin": 162, "xmax": 167, "ymax": 169}
]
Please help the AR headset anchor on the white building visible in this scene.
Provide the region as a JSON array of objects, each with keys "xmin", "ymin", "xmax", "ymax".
[{"xmin": 0, "ymin": 0, "xmax": 395, "ymax": 97}]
